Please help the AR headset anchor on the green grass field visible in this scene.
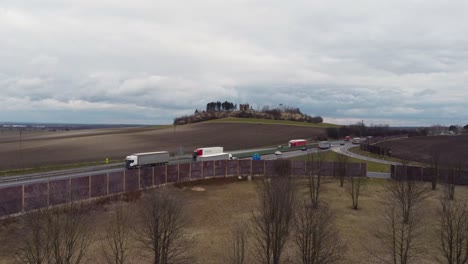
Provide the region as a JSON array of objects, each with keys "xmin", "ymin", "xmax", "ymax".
[{"xmin": 205, "ymin": 117, "xmax": 340, "ymax": 128}]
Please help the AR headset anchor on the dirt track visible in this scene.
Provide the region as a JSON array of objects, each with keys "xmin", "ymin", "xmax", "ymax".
[
  {"xmin": 376, "ymin": 134, "xmax": 468, "ymax": 167},
  {"xmin": 0, "ymin": 123, "xmax": 324, "ymax": 170}
]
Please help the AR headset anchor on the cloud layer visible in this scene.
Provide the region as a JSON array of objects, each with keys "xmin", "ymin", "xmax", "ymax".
[{"xmin": 1, "ymin": 0, "xmax": 467, "ymax": 125}]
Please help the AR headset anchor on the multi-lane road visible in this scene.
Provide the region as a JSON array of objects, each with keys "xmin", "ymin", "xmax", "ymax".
[{"xmin": 0, "ymin": 140, "xmax": 392, "ymax": 188}]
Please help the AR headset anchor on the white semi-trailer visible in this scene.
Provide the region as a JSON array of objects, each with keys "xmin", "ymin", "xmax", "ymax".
[
  {"xmin": 192, "ymin": 147, "xmax": 235, "ymax": 162},
  {"xmin": 192, "ymin": 147, "xmax": 223, "ymax": 161},
  {"xmin": 196, "ymin": 153, "xmax": 233, "ymax": 162},
  {"xmin": 125, "ymin": 151, "xmax": 170, "ymax": 169}
]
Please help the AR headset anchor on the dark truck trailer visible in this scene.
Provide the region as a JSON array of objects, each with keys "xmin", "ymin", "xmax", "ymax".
[{"xmin": 125, "ymin": 151, "xmax": 170, "ymax": 169}]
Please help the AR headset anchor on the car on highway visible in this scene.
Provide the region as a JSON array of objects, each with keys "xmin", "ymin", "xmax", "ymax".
[
  {"xmin": 301, "ymin": 147, "xmax": 307, "ymax": 151},
  {"xmin": 274, "ymin": 151, "xmax": 282, "ymax": 155},
  {"xmin": 340, "ymin": 141, "xmax": 345, "ymax": 145}
]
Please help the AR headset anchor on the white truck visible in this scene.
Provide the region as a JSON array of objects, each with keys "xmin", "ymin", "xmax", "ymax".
[
  {"xmin": 192, "ymin": 147, "xmax": 235, "ymax": 162},
  {"xmin": 125, "ymin": 151, "xmax": 170, "ymax": 169},
  {"xmin": 352, "ymin": 137, "xmax": 361, "ymax": 144}
]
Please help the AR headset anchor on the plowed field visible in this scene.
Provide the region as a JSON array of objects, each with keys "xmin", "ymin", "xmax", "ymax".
[
  {"xmin": 376, "ymin": 134, "xmax": 468, "ymax": 167},
  {"xmin": 0, "ymin": 123, "xmax": 325, "ymax": 170}
]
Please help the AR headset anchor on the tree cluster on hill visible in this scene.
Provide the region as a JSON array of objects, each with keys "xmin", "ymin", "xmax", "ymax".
[
  {"xmin": 206, "ymin": 101, "xmax": 237, "ymax": 112},
  {"xmin": 173, "ymin": 102, "xmax": 323, "ymax": 125}
]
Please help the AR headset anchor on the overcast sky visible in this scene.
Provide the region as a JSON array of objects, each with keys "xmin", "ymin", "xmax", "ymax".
[{"xmin": 1, "ymin": 0, "xmax": 467, "ymax": 126}]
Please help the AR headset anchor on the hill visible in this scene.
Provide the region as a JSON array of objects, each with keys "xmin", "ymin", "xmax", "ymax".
[{"xmin": 173, "ymin": 104, "xmax": 324, "ymax": 125}]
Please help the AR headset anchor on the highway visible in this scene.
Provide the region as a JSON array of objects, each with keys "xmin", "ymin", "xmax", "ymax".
[{"xmin": 0, "ymin": 140, "xmax": 392, "ymax": 188}]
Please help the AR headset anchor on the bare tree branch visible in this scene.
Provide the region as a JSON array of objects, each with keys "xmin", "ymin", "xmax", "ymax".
[
  {"xmin": 294, "ymin": 202, "xmax": 346, "ymax": 264},
  {"xmin": 135, "ymin": 188, "xmax": 192, "ymax": 264},
  {"xmin": 251, "ymin": 160, "xmax": 297, "ymax": 264}
]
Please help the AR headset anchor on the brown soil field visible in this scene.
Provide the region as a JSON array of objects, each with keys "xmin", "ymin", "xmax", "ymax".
[
  {"xmin": 377, "ymin": 134, "xmax": 468, "ymax": 167},
  {"xmin": 0, "ymin": 123, "xmax": 325, "ymax": 170},
  {"xmin": 0, "ymin": 178, "xmax": 464, "ymax": 264}
]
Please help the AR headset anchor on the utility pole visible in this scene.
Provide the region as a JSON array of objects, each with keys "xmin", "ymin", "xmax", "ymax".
[{"xmin": 19, "ymin": 129, "xmax": 23, "ymax": 170}]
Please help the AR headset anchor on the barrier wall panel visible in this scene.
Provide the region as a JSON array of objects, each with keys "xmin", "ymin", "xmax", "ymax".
[
  {"xmin": 49, "ymin": 179, "xmax": 70, "ymax": 205},
  {"xmin": 227, "ymin": 160, "xmax": 238, "ymax": 176},
  {"xmin": 24, "ymin": 182, "xmax": 48, "ymax": 211},
  {"xmin": 140, "ymin": 168, "xmax": 153, "ymax": 188},
  {"xmin": 239, "ymin": 160, "xmax": 251, "ymax": 176},
  {"xmin": 0, "ymin": 186, "xmax": 22, "ymax": 217},
  {"xmin": 292, "ymin": 161, "xmax": 306, "ymax": 177},
  {"xmin": 360, "ymin": 163, "xmax": 367, "ymax": 177},
  {"xmin": 203, "ymin": 161, "xmax": 214, "ymax": 178},
  {"xmin": 214, "ymin": 160, "xmax": 227, "ymax": 177},
  {"xmin": 422, "ymin": 167, "xmax": 434, "ymax": 182},
  {"xmin": 320, "ymin": 162, "xmax": 333, "ymax": 176},
  {"xmin": 167, "ymin": 165, "xmax": 179, "ymax": 183},
  {"xmin": 459, "ymin": 171, "xmax": 468, "ymax": 185},
  {"xmin": 108, "ymin": 172, "xmax": 124, "ymax": 194},
  {"xmin": 71, "ymin": 176, "xmax": 89, "ymax": 201},
  {"xmin": 125, "ymin": 170, "xmax": 139, "ymax": 192},
  {"xmin": 394, "ymin": 166, "xmax": 406, "ymax": 179},
  {"xmin": 179, "ymin": 163, "xmax": 191, "ymax": 182},
  {"xmin": 333, "ymin": 162, "xmax": 345, "ymax": 177},
  {"xmin": 347, "ymin": 163, "xmax": 361, "ymax": 177},
  {"xmin": 190, "ymin": 162, "xmax": 202, "ymax": 180},
  {"xmin": 265, "ymin": 160, "xmax": 276, "ymax": 176},
  {"xmin": 154, "ymin": 166, "xmax": 166, "ymax": 185},
  {"xmin": 407, "ymin": 166, "xmax": 423, "ymax": 181},
  {"xmin": 252, "ymin": 160, "xmax": 265, "ymax": 176},
  {"xmin": 91, "ymin": 174, "xmax": 107, "ymax": 198}
]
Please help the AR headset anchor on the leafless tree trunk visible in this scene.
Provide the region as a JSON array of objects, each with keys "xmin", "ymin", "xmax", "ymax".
[
  {"xmin": 294, "ymin": 202, "xmax": 345, "ymax": 264},
  {"xmin": 135, "ymin": 188, "xmax": 191, "ymax": 264},
  {"xmin": 101, "ymin": 201, "xmax": 132, "ymax": 264},
  {"xmin": 307, "ymin": 152, "xmax": 322, "ymax": 209},
  {"xmin": 430, "ymin": 147, "xmax": 442, "ymax": 191},
  {"xmin": 443, "ymin": 161, "xmax": 463, "ymax": 201},
  {"xmin": 225, "ymin": 223, "xmax": 249, "ymax": 264},
  {"xmin": 346, "ymin": 176, "xmax": 365, "ymax": 210},
  {"xmin": 388, "ymin": 162, "xmax": 429, "ymax": 224},
  {"xmin": 374, "ymin": 201, "xmax": 425, "ymax": 264},
  {"xmin": 438, "ymin": 196, "xmax": 468, "ymax": 264},
  {"xmin": 251, "ymin": 160, "xmax": 297, "ymax": 264},
  {"xmin": 335, "ymin": 154, "xmax": 348, "ymax": 188}
]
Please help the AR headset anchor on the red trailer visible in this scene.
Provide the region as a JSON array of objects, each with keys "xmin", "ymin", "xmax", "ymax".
[{"xmin": 288, "ymin": 139, "xmax": 308, "ymax": 147}]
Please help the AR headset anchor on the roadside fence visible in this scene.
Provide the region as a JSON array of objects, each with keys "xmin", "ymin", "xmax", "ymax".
[{"xmin": 0, "ymin": 159, "xmax": 366, "ymax": 218}]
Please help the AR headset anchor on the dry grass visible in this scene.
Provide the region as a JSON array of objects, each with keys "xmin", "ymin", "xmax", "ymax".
[{"xmin": 1, "ymin": 178, "xmax": 467, "ymax": 263}]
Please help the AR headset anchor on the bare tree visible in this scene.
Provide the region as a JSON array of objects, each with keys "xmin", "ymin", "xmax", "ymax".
[
  {"xmin": 334, "ymin": 154, "xmax": 348, "ymax": 188},
  {"xmin": 346, "ymin": 176, "xmax": 365, "ymax": 210},
  {"xmin": 307, "ymin": 152, "xmax": 323, "ymax": 209},
  {"xmin": 373, "ymin": 201, "xmax": 425, "ymax": 264},
  {"xmin": 14, "ymin": 192, "xmax": 92, "ymax": 264},
  {"xmin": 438, "ymin": 196, "xmax": 468, "ymax": 264},
  {"xmin": 388, "ymin": 162, "xmax": 429, "ymax": 224},
  {"xmin": 251, "ymin": 160, "xmax": 297, "ymax": 264},
  {"xmin": 14, "ymin": 206, "xmax": 51, "ymax": 264},
  {"xmin": 135, "ymin": 188, "xmax": 191, "ymax": 264},
  {"xmin": 443, "ymin": 160, "xmax": 463, "ymax": 201},
  {"xmin": 430, "ymin": 147, "xmax": 442, "ymax": 191},
  {"xmin": 294, "ymin": 202, "xmax": 346, "ymax": 264},
  {"xmin": 46, "ymin": 200, "xmax": 93, "ymax": 264},
  {"xmin": 101, "ymin": 201, "xmax": 132, "ymax": 264},
  {"xmin": 225, "ymin": 223, "xmax": 249, "ymax": 264}
]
